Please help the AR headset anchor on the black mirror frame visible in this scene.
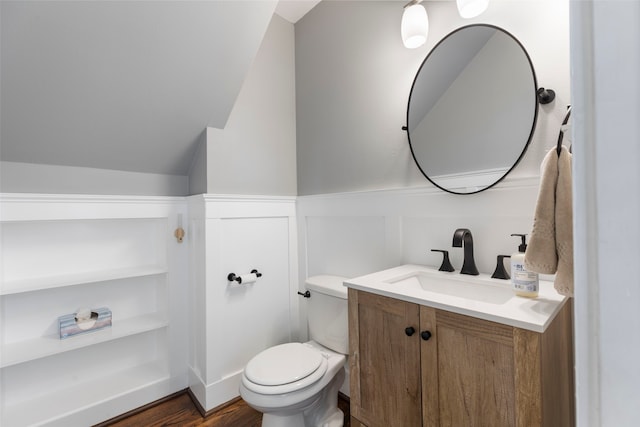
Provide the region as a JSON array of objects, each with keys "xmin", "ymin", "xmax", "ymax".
[{"xmin": 404, "ymin": 24, "xmax": 540, "ymax": 195}]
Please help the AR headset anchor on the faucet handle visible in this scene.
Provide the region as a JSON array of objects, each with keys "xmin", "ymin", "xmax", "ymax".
[
  {"xmin": 431, "ymin": 249, "xmax": 455, "ymax": 272},
  {"xmin": 491, "ymin": 255, "xmax": 511, "ymax": 279}
]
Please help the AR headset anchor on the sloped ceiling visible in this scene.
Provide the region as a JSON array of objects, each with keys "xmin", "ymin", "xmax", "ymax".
[
  {"xmin": 0, "ymin": 0, "xmax": 277, "ymax": 176},
  {"xmin": 275, "ymin": 0, "xmax": 322, "ymax": 23}
]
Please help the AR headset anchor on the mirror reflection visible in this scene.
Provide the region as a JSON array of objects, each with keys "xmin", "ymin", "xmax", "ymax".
[{"xmin": 406, "ymin": 24, "xmax": 538, "ymax": 194}]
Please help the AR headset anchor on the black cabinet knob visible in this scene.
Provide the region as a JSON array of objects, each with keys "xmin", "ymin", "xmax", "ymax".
[
  {"xmin": 405, "ymin": 327, "xmax": 416, "ymax": 336},
  {"xmin": 421, "ymin": 330, "xmax": 432, "ymax": 341}
]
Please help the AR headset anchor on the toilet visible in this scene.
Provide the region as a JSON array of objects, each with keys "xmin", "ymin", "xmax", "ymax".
[{"xmin": 240, "ymin": 275, "xmax": 349, "ymax": 427}]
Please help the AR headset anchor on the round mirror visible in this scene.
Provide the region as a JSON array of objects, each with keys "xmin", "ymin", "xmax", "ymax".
[{"xmin": 406, "ymin": 24, "xmax": 538, "ymax": 194}]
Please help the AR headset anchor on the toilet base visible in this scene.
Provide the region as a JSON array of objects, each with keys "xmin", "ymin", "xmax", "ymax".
[
  {"xmin": 261, "ymin": 412, "xmax": 305, "ymax": 427},
  {"xmin": 317, "ymin": 410, "xmax": 344, "ymax": 427},
  {"xmin": 258, "ymin": 368, "xmax": 345, "ymax": 427},
  {"xmin": 302, "ymin": 368, "xmax": 345, "ymax": 427},
  {"xmin": 261, "ymin": 404, "xmax": 343, "ymax": 427}
]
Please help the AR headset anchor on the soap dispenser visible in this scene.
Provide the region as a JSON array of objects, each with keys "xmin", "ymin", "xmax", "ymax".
[{"xmin": 510, "ymin": 234, "xmax": 539, "ymax": 298}]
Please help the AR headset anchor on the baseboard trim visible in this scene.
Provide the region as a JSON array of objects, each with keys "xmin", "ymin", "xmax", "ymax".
[
  {"xmin": 187, "ymin": 388, "xmax": 245, "ymax": 418},
  {"xmin": 188, "ymin": 389, "xmax": 350, "ymax": 419},
  {"xmin": 95, "ymin": 388, "xmax": 243, "ymax": 424},
  {"xmin": 94, "ymin": 389, "xmax": 188, "ymax": 426},
  {"xmin": 95, "ymin": 388, "xmax": 351, "ymax": 425}
]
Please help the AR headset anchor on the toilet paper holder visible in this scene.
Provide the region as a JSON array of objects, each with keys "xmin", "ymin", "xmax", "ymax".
[{"xmin": 227, "ymin": 269, "xmax": 262, "ymax": 284}]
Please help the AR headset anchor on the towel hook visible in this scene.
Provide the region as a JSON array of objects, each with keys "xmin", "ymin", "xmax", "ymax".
[
  {"xmin": 557, "ymin": 105, "xmax": 572, "ymax": 156},
  {"xmin": 537, "ymin": 87, "xmax": 556, "ymax": 105}
]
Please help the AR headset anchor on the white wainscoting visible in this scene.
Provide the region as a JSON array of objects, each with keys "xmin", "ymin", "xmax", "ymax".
[
  {"xmin": 0, "ymin": 182, "xmax": 543, "ymax": 420},
  {"xmin": 296, "ymin": 177, "xmax": 541, "ymax": 338},
  {"xmin": 187, "ymin": 194, "xmax": 298, "ymax": 411}
]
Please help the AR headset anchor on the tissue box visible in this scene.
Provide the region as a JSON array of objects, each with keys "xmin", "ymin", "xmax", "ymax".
[{"xmin": 58, "ymin": 307, "xmax": 112, "ymax": 339}]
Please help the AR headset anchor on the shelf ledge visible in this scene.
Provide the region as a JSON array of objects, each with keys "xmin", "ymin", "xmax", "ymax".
[
  {"xmin": 1, "ymin": 313, "xmax": 168, "ymax": 368},
  {"xmin": 1, "ymin": 265, "xmax": 168, "ymax": 296}
]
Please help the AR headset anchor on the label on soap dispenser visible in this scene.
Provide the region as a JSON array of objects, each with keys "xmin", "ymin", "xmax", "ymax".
[
  {"xmin": 512, "ymin": 270, "xmax": 539, "ymax": 293},
  {"xmin": 511, "ymin": 258, "xmax": 539, "ymax": 296}
]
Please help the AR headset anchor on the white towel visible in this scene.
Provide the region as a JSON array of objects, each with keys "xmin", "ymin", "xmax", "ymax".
[{"xmin": 525, "ymin": 146, "xmax": 574, "ymax": 297}]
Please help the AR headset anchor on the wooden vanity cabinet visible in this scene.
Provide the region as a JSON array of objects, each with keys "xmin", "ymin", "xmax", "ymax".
[{"xmin": 348, "ymin": 289, "xmax": 574, "ymax": 427}]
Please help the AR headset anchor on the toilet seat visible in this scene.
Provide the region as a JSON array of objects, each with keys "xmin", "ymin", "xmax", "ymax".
[{"xmin": 242, "ymin": 343, "xmax": 328, "ymax": 395}]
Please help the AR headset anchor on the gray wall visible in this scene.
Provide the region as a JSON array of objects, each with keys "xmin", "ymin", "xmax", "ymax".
[
  {"xmin": 188, "ymin": 131, "xmax": 208, "ymax": 195},
  {"xmin": 295, "ymin": 0, "xmax": 570, "ymax": 195},
  {"xmin": 205, "ymin": 14, "xmax": 297, "ymax": 196},
  {"xmin": 1, "ymin": 13, "xmax": 296, "ymax": 197},
  {"xmin": 0, "ymin": 0, "xmax": 276, "ymax": 177},
  {"xmin": 0, "ymin": 161, "xmax": 188, "ymax": 196}
]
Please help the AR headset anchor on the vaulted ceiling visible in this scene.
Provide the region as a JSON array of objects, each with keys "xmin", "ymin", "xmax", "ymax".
[{"xmin": 1, "ymin": 0, "xmax": 282, "ymax": 176}]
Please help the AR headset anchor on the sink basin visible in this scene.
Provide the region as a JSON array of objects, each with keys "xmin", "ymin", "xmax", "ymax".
[
  {"xmin": 344, "ymin": 264, "xmax": 568, "ymax": 332},
  {"xmin": 386, "ymin": 271, "xmax": 513, "ymax": 305}
]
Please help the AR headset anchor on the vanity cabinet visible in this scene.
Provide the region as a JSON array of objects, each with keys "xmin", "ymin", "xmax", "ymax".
[{"xmin": 348, "ymin": 289, "xmax": 574, "ymax": 427}]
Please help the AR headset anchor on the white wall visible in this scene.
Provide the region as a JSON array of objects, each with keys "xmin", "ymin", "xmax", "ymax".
[
  {"xmin": 187, "ymin": 195, "xmax": 298, "ymax": 411},
  {"xmin": 298, "ymin": 179, "xmax": 540, "ymax": 280},
  {"xmin": 295, "ymin": 0, "xmax": 570, "ymax": 195},
  {"xmin": 205, "ymin": 14, "xmax": 297, "ymax": 196},
  {"xmin": 571, "ymin": 1, "xmax": 640, "ymax": 425}
]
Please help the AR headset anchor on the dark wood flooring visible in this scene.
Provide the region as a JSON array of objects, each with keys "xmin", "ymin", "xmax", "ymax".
[{"xmin": 98, "ymin": 390, "xmax": 350, "ymax": 427}]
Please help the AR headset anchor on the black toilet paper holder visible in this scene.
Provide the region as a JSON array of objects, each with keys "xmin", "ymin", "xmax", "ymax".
[{"xmin": 227, "ymin": 269, "xmax": 262, "ymax": 284}]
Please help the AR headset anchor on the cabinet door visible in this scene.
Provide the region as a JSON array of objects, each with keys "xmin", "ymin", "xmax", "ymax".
[
  {"xmin": 349, "ymin": 290, "xmax": 422, "ymax": 427},
  {"xmin": 422, "ymin": 307, "xmax": 516, "ymax": 427}
]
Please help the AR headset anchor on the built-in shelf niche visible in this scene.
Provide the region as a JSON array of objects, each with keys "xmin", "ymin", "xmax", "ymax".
[
  {"xmin": 0, "ymin": 194, "xmax": 186, "ymax": 427},
  {"xmin": 1, "ymin": 272, "xmax": 168, "ymax": 363},
  {"xmin": 1, "ymin": 218, "xmax": 168, "ymax": 293},
  {"xmin": 1, "ymin": 331, "xmax": 170, "ymax": 427}
]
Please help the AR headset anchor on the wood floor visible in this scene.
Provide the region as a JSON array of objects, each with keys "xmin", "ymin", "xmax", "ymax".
[{"xmin": 98, "ymin": 390, "xmax": 351, "ymax": 427}]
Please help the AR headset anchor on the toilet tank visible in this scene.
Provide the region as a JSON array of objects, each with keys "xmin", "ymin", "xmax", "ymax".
[{"xmin": 305, "ymin": 275, "xmax": 349, "ymax": 355}]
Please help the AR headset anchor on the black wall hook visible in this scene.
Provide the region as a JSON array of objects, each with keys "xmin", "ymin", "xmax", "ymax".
[
  {"xmin": 557, "ymin": 105, "xmax": 572, "ymax": 156},
  {"xmin": 537, "ymin": 87, "xmax": 556, "ymax": 105}
]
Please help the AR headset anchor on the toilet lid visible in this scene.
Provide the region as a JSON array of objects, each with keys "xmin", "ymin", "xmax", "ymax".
[{"xmin": 244, "ymin": 343, "xmax": 323, "ymax": 386}]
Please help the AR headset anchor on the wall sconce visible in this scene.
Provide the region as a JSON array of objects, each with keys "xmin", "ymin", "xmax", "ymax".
[
  {"xmin": 401, "ymin": 0, "xmax": 490, "ymax": 48},
  {"xmin": 401, "ymin": 0, "xmax": 428, "ymax": 49},
  {"xmin": 456, "ymin": 0, "xmax": 490, "ymax": 19}
]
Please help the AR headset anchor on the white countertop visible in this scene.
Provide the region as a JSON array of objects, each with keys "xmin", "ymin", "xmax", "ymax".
[{"xmin": 344, "ymin": 264, "xmax": 569, "ymax": 333}]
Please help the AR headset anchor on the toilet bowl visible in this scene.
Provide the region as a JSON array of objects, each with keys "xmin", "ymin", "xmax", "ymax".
[
  {"xmin": 240, "ymin": 341, "xmax": 346, "ymax": 427},
  {"xmin": 240, "ymin": 275, "xmax": 349, "ymax": 427}
]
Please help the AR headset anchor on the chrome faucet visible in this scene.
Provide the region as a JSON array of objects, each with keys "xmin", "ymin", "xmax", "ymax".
[{"xmin": 452, "ymin": 228, "xmax": 479, "ymax": 275}]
